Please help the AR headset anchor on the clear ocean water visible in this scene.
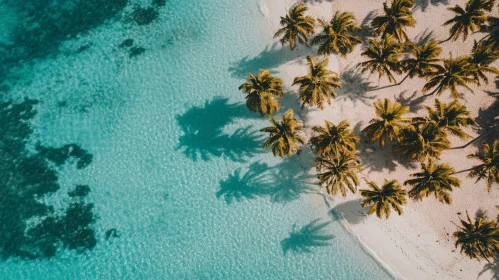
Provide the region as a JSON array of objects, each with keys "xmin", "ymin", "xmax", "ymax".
[{"xmin": 0, "ymin": 0, "xmax": 394, "ymax": 279}]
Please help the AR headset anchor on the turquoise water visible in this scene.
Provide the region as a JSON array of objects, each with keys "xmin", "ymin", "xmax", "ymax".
[{"xmin": 0, "ymin": 0, "xmax": 394, "ymax": 279}]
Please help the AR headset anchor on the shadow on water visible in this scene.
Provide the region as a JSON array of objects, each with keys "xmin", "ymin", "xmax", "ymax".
[
  {"xmin": 0, "ymin": 99, "xmax": 98, "ymax": 260},
  {"xmin": 281, "ymin": 219, "xmax": 335, "ymax": 254},
  {"xmin": 176, "ymin": 97, "xmax": 263, "ymax": 161},
  {"xmin": 0, "ymin": 0, "xmax": 128, "ymax": 85},
  {"xmin": 413, "ymin": 0, "xmax": 449, "ymax": 12},
  {"xmin": 216, "ymin": 155, "xmax": 316, "ymax": 204}
]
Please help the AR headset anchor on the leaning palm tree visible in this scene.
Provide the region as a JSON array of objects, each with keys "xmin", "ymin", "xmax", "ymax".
[
  {"xmin": 442, "ymin": 0, "xmax": 490, "ymax": 42},
  {"xmin": 422, "ymin": 54, "xmax": 476, "ymax": 98},
  {"xmin": 467, "ymin": 140, "xmax": 499, "ymax": 192},
  {"xmin": 358, "ymin": 35, "xmax": 403, "ymax": 84},
  {"xmin": 425, "ymin": 99, "xmax": 475, "ymax": 139},
  {"xmin": 292, "ymin": 56, "xmax": 342, "ymax": 109},
  {"xmin": 360, "ymin": 179, "xmax": 407, "ymax": 219},
  {"xmin": 395, "ymin": 120, "xmax": 451, "ymax": 162},
  {"xmin": 310, "ymin": 120, "xmax": 359, "ymax": 157},
  {"xmin": 454, "ymin": 213, "xmax": 499, "ymax": 262},
  {"xmin": 468, "ymin": 41, "xmax": 499, "ymax": 86},
  {"xmin": 316, "ymin": 154, "xmax": 361, "ymax": 197},
  {"xmin": 362, "ymin": 98, "xmax": 411, "ymax": 147},
  {"xmin": 371, "ymin": 0, "xmax": 416, "ymax": 42},
  {"xmin": 260, "ymin": 109, "xmax": 305, "ymax": 158},
  {"xmin": 312, "ymin": 11, "xmax": 362, "ymax": 57},
  {"xmin": 404, "ymin": 161, "xmax": 460, "ymax": 204},
  {"xmin": 274, "ymin": 3, "xmax": 316, "ymax": 50},
  {"xmin": 399, "ymin": 40, "xmax": 443, "ymax": 85},
  {"xmin": 239, "ymin": 70, "xmax": 284, "ymax": 116}
]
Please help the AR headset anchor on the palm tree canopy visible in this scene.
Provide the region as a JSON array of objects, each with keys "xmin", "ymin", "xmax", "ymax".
[
  {"xmin": 401, "ymin": 40, "xmax": 444, "ymax": 78},
  {"xmin": 443, "ymin": 0, "xmax": 490, "ymax": 41},
  {"xmin": 424, "ymin": 99, "xmax": 475, "ymax": 139},
  {"xmin": 239, "ymin": 70, "xmax": 284, "ymax": 116},
  {"xmin": 359, "ymin": 36, "xmax": 403, "ymax": 84},
  {"xmin": 274, "ymin": 3, "xmax": 316, "ymax": 50},
  {"xmin": 454, "ymin": 213, "xmax": 499, "ymax": 262},
  {"xmin": 316, "ymin": 154, "xmax": 361, "ymax": 197},
  {"xmin": 404, "ymin": 161, "xmax": 460, "ymax": 204},
  {"xmin": 371, "ymin": 0, "xmax": 416, "ymax": 42},
  {"xmin": 483, "ymin": 16, "xmax": 499, "ymax": 48},
  {"xmin": 468, "ymin": 40, "xmax": 499, "ymax": 85},
  {"xmin": 362, "ymin": 98, "xmax": 411, "ymax": 147},
  {"xmin": 310, "ymin": 120, "xmax": 359, "ymax": 157},
  {"xmin": 423, "ymin": 54, "xmax": 476, "ymax": 98},
  {"xmin": 467, "ymin": 140, "xmax": 499, "ymax": 192},
  {"xmin": 312, "ymin": 11, "xmax": 362, "ymax": 57},
  {"xmin": 260, "ymin": 109, "xmax": 305, "ymax": 158},
  {"xmin": 395, "ymin": 120, "xmax": 451, "ymax": 162},
  {"xmin": 292, "ymin": 56, "xmax": 342, "ymax": 109},
  {"xmin": 360, "ymin": 179, "xmax": 407, "ymax": 219}
]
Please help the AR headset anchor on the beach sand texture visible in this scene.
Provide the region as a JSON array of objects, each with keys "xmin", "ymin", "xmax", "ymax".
[{"xmin": 264, "ymin": 0, "xmax": 499, "ymax": 279}]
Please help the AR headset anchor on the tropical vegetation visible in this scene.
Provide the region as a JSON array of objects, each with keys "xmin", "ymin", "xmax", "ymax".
[
  {"xmin": 467, "ymin": 140, "xmax": 499, "ymax": 192},
  {"xmin": 454, "ymin": 213, "xmax": 499, "ymax": 262},
  {"xmin": 424, "ymin": 99, "xmax": 475, "ymax": 139},
  {"xmin": 238, "ymin": 70, "xmax": 284, "ymax": 116},
  {"xmin": 316, "ymin": 153, "xmax": 362, "ymax": 197},
  {"xmin": 360, "ymin": 179, "xmax": 407, "ymax": 219},
  {"xmin": 274, "ymin": 3, "xmax": 316, "ymax": 50},
  {"xmin": 358, "ymin": 36, "xmax": 403, "ymax": 84},
  {"xmin": 442, "ymin": 0, "xmax": 492, "ymax": 42},
  {"xmin": 260, "ymin": 109, "xmax": 305, "ymax": 158},
  {"xmin": 371, "ymin": 0, "xmax": 416, "ymax": 42},
  {"xmin": 310, "ymin": 120, "xmax": 359, "ymax": 157}
]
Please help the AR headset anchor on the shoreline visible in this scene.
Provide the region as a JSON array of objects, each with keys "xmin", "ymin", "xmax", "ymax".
[{"xmin": 262, "ymin": 0, "xmax": 499, "ymax": 279}]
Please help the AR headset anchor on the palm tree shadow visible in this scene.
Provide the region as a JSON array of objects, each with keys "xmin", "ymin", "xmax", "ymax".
[
  {"xmin": 395, "ymin": 90, "xmax": 424, "ymax": 113},
  {"xmin": 414, "ymin": 29, "xmax": 436, "ymax": 46},
  {"xmin": 228, "ymin": 42, "xmax": 305, "ymax": 78},
  {"xmin": 217, "ymin": 162, "xmax": 270, "ymax": 204},
  {"xmin": 413, "ymin": 0, "xmax": 449, "ymax": 12},
  {"xmin": 475, "ymin": 84, "xmax": 499, "ymax": 147},
  {"xmin": 479, "ymin": 255, "xmax": 499, "ymax": 280},
  {"xmin": 354, "ymin": 11, "xmax": 376, "ymax": 46},
  {"xmin": 176, "ymin": 97, "xmax": 263, "ymax": 161},
  {"xmin": 337, "ymin": 67, "xmax": 376, "ymax": 105},
  {"xmin": 281, "ymin": 219, "xmax": 335, "ymax": 254},
  {"xmin": 330, "ymin": 199, "xmax": 367, "ymax": 224}
]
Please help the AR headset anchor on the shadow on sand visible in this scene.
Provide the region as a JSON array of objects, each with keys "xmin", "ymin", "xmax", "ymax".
[
  {"xmin": 281, "ymin": 219, "xmax": 335, "ymax": 254},
  {"xmin": 413, "ymin": 0, "xmax": 449, "ymax": 12},
  {"xmin": 330, "ymin": 199, "xmax": 368, "ymax": 224}
]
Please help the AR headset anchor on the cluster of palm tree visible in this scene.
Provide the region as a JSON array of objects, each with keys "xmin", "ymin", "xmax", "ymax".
[{"xmin": 238, "ymin": 0, "xmax": 499, "ymax": 263}]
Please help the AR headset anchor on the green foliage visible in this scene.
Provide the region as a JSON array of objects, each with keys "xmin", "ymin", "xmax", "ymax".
[
  {"xmin": 274, "ymin": 3, "xmax": 316, "ymax": 50},
  {"xmin": 395, "ymin": 120, "xmax": 450, "ymax": 162},
  {"xmin": 310, "ymin": 120, "xmax": 359, "ymax": 158},
  {"xmin": 404, "ymin": 161, "xmax": 460, "ymax": 204},
  {"xmin": 362, "ymin": 98, "xmax": 411, "ymax": 147},
  {"xmin": 360, "ymin": 179, "xmax": 407, "ymax": 219},
  {"xmin": 422, "ymin": 54, "xmax": 476, "ymax": 98},
  {"xmin": 424, "ymin": 99, "xmax": 475, "ymax": 139},
  {"xmin": 260, "ymin": 109, "xmax": 305, "ymax": 158},
  {"xmin": 239, "ymin": 70, "xmax": 284, "ymax": 116},
  {"xmin": 468, "ymin": 41, "xmax": 499, "ymax": 85},
  {"xmin": 359, "ymin": 36, "xmax": 404, "ymax": 84},
  {"xmin": 443, "ymin": 0, "xmax": 492, "ymax": 41},
  {"xmin": 454, "ymin": 213, "xmax": 499, "ymax": 262},
  {"xmin": 371, "ymin": 0, "xmax": 416, "ymax": 42},
  {"xmin": 467, "ymin": 140, "xmax": 499, "ymax": 192},
  {"xmin": 316, "ymin": 153, "xmax": 362, "ymax": 197},
  {"xmin": 312, "ymin": 11, "xmax": 362, "ymax": 57},
  {"xmin": 401, "ymin": 40, "xmax": 443, "ymax": 79},
  {"xmin": 292, "ymin": 56, "xmax": 342, "ymax": 109}
]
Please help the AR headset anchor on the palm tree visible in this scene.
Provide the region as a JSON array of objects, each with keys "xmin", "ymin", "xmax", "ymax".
[
  {"xmin": 425, "ymin": 99, "xmax": 475, "ymax": 139},
  {"xmin": 395, "ymin": 121, "xmax": 451, "ymax": 162},
  {"xmin": 371, "ymin": 0, "xmax": 416, "ymax": 42},
  {"xmin": 292, "ymin": 56, "xmax": 342, "ymax": 109},
  {"xmin": 316, "ymin": 154, "xmax": 361, "ymax": 197},
  {"xmin": 442, "ymin": 0, "xmax": 490, "ymax": 42},
  {"xmin": 312, "ymin": 11, "xmax": 362, "ymax": 57},
  {"xmin": 274, "ymin": 3, "xmax": 316, "ymax": 51},
  {"xmin": 454, "ymin": 213, "xmax": 499, "ymax": 262},
  {"xmin": 422, "ymin": 54, "xmax": 476, "ymax": 98},
  {"xmin": 468, "ymin": 41, "xmax": 499, "ymax": 86},
  {"xmin": 360, "ymin": 179, "xmax": 407, "ymax": 219},
  {"xmin": 260, "ymin": 109, "xmax": 305, "ymax": 158},
  {"xmin": 482, "ymin": 16, "xmax": 499, "ymax": 48},
  {"xmin": 399, "ymin": 40, "xmax": 443, "ymax": 85},
  {"xmin": 358, "ymin": 36, "xmax": 403, "ymax": 84},
  {"xmin": 362, "ymin": 98, "xmax": 411, "ymax": 147},
  {"xmin": 238, "ymin": 70, "xmax": 284, "ymax": 116},
  {"xmin": 467, "ymin": 140, "xmax": 499, "ymax": 192},
  {"xmin": 310, "ymin": 120, "xmax": 359, "ymax": 157},
  {"xmin": 404, "ymin": 161, "xmax": 460, "ymax": 204}
]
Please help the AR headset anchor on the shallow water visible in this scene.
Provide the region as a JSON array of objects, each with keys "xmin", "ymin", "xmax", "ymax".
[{"xmin": 0, "ymin": 0, "xmax": 394, "ymax": 279}]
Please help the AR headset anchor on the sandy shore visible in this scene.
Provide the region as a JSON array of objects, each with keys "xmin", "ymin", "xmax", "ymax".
[{"xmin": 262, "ymin": 0, "xmax": 499, "ymax": 279}]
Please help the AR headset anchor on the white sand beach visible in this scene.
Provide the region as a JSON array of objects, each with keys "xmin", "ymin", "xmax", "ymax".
[{"xmin": 263, "ymin": 0, "xmax": 499, "ymax": 279}]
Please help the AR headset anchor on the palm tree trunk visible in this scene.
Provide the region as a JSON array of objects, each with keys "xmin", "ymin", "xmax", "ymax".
[
  {"xmin": 452, "ymin": 167, "xmax": 475, "ymax": 175},
  {"xmin": 450, "ymin": 124, "xmax": 499, "ymax": 150},
  {"xmin": 396, "ymin": 71, "xmax": 412, "ymax": 86},
  {"xmin": 438, "ymin": 34, "xmax": 454, "ymax": 44},
  {"xmin": 410, "ymin": 90, "xmax": 436, "ymax": 104}
]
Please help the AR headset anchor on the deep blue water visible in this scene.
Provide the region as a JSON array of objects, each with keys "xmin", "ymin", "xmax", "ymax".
[{"xmin": 0, "ymin": 0, "xmax": 394, "ymax": 279}]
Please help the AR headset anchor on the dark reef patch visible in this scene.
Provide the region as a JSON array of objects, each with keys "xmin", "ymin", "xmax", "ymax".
[{"xmin": 129, "ymin": 6, "xmax": 159, "ymax": 26}]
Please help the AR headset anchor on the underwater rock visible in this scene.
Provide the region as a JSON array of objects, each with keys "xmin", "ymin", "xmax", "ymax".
[
  {"xmin": 105, "ymin": 228, "xmax": 120, "ymax": 240},
  {"xmin": 129, "ymin": 46, "xmax": 146, "ymax": 58},
  {"xmin": 68, "ymin": 185, "xmax": 91, "ymax": 198},
  {"xmin": 119, "ymin": 39, "xmax": 134, "ymax": 48},
  {"xmin": 130, "ymin": 6, "xmax": 159, "ymax": 26}
]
